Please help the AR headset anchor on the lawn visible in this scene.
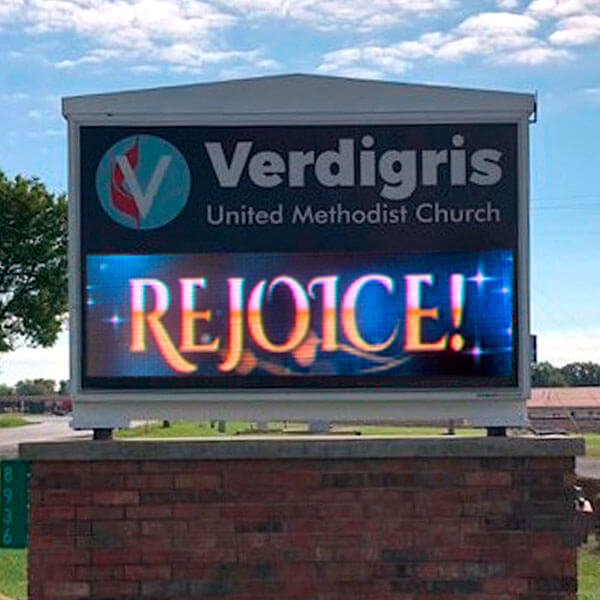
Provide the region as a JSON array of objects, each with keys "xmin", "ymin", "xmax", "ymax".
[
  {"xmin": 115, "ymin": 421, "xmax": 486, "ymax": 438},
  {"xmin": 578, "ymin": 540, "xmax": 600, "ymax": 600},
  {"xmin": 0, "ymin": 415, "xmax": 30, "ymax": 428},
  {"xmin": 115, "ymin": 420, "xmax": 256, "ymax": 438},
  {"xmin": 583, "ymin": 433, "xmax": 600, "ymax": 458},
  {"xmin": 0, "ymin": 549, "xmax": 27, "ymax": 599}
]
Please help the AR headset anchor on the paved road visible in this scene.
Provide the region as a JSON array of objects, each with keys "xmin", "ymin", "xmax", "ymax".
[
  {"xmin": 0, "ymin": 416, "xmax": 90, "ymax": 458},
  {"xmin": 576, "ymin": 457, "xmax": 600, "ymax": 480}
]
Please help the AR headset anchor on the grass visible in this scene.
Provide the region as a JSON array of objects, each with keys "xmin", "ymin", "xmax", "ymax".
[
  {"xmin": 115, "ymin": 421, "xmax": 486, "ymax": 439},
  {"xmin": 578, "ymin": 540, "xmax": 600, "ymax": 600},
  {"xmin": 115, "ymin": 420, "xmax": 255, "ymax": 438},
  {"xmin": 0, "ymin": 549, "xmax": 27, "ymax": 599},
  {"xmin": 582, "ymin": 433, "xmax": 600, "ymax": 458},
  {"xmin": 0, "ymin": 415, "xmax": 30, "ymax": 428}
]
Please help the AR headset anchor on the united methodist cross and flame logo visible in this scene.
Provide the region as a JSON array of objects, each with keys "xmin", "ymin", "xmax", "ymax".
[{"xmin": 96, "ymin": 134, "xmax": 191, "ymax": 230}]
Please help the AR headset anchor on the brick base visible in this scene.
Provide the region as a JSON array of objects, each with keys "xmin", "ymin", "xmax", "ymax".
[{"xmin": 24, "ymin": 439, "xmax": 582, "ymax": 600}]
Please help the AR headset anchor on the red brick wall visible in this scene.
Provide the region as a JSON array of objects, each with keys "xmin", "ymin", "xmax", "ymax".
[{"xmin": 28, "ymin": 456, "xmax": 578, "ymax": 600}]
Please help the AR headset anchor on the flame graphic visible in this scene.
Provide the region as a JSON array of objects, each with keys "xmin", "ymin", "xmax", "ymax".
[{"xmin": 110, "ymin": 139, "xmax": 140, "ymax": 226}]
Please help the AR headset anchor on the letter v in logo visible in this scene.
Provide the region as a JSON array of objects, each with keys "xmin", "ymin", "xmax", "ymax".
[
  {"xmin": 116, "ymin": 154, "xmax": 171, "ymax": 220},
  {"xmin": 96, "ymin": 134, "xmax": 191, "ymax": 230}
]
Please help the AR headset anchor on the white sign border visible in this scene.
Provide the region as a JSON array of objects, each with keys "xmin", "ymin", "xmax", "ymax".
[{"xmin": 67, "ymin": 110, "xmax": 530, "ymax": 429}]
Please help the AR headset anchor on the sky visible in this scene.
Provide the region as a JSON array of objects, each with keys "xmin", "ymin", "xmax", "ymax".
[{"xmin": 0, "ymin": 0, "xmax": 599, "ymax": 386}]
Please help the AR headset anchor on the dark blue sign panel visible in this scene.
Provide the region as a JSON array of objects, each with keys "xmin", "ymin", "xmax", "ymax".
[{"xmin": 80, "ymin": 124, "xmax": 519, "ymax": 390}]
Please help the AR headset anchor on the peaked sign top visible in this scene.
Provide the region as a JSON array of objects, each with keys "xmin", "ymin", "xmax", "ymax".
[{"xmin": 63, "ymin": 73, "xmax": 535, "ymax": 118}]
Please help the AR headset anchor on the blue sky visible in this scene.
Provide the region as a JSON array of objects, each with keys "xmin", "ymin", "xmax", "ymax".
[{"xmin": 1, "ymin": 0, "xmax": 599, "ymax": 386}]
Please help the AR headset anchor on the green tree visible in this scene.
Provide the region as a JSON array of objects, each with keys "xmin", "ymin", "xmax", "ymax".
[
  {"xmin": 531, "ymin": 361, "xmax": 568, "ymax": 387},
  {"xmin": 15, "ymin": 378, "xmax": 56, "ymax": 395},
  {"xmin": 0, "ymin": 171, "xmax": 67, "ymax": 352},
  {"xmin": 560, "ymin": 362, "xmax": 600, "ymax": 386},
  {"xmin": 0, "ymin": 383, "xmax": 13, "ymax": 395}
]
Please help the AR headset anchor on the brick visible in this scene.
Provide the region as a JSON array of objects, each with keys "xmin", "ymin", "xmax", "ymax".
[
  {"xmin": 126, "ymin": 505, "xmax": 172, "ymax": 519},
  {"xmin": 76, "ymin": 506, "xmax": 125, "ymax": 520},
  {"xmin": 174, "ymin": 473, "xmax": 221, "ymax": 489},
  {"xmin": 29, "ymin": 535, "xmax": 75, "ymax": 550},
  {"xmin": 90, "ymin": 580, "xmax": 139, "ymax": 597},
  {"xmin": 235, "ymin": 520, "xmax": 284, "ymax": 533},
  {"xmin": 92, "ymin": 549, "xmax": 142, "ymax": 565},
  {"xmin": 465, "ymin": 471, "xmax": 512, "ymax": 487},
  {"xmin": 91, "ymin": 461, "xmax": 140, "ymax": 473},
  {"xmin": 483, "ymin": 577, "xmax": 529, "ymax": 594},
  {"xmin": 141, "ymin": 519, "xmax": 188, "ymax": 536},
  {"xmin": 91, "ymin": 520, "xmax": 140, "ymax": 539},
  {"xmin": 427, "ymin": 579, "xmax": 481, "ymax": 593},
  {"xmin": 75, "ymin": 566, "xmax": 124, "ymax": 581},
  {"xmin": 140, "ymin": 460, "xmax": 209, "ymax": 473},
  {"xmin": 530, "ymin": 576, "xmax": 577, "ymax": 592},
  {"xmin": 34, "ymin": 462, "xmax": 92, "ymax": 475},
  {"xmin": 125, "ymin": 474, "xmax": 173, "ymax": 489},
  {"xmin": 26, "ymin": 453, "xmax": 580, "ymax": 600},
  {"xmin": 528, "ymin": 457, "xmax": 574, "ymax": 470},
  {"xmin": 322, "ymin": 561, "xmax": 366, "ymax": 581},
  {"xmin": 44, "ymin": 581, "xmax": 90, "ymax": 599},
  {"xmin": 141, "ymin": 490, "xmax": 196, "ymax": 504},
  {"xmin": 33, "ymin": 549, "xmax": 91, "ymax": 566},
  {"xmin": 173, "ymin": 503, "xmax": 221, "ymax": 519},
  {"xmin": 320, "ymin": 473, "xmax": 367, "ymax": 488},
  {"xmin": 382, "ymin": 549, "xmax": 431, "ymax": 563},
  {"xmin": 124, "ymin": 565, "xmax": 171, "ymax": 581},
  {"xmin": 82, "ymin": 474, "xmax": 126, "ymax": 489},
  {"xmin": 38, "ymin": 565, "xmax": 76, "ymax": 581},
  {"xmin": 44, "ymin": 490, "xmax": 91, "ymax": 506},
  {"xmin": 187, "ymin": 519, "xmax": 235, "ymax": 534},
  {"xmin": 317, "ymin": 503, "xmax": 363, "ymax": 519},
  {"xmin": 38, "ymin": 475, "xmax": 82, "ymax": 490},
  {"xmin": 140, "ymin": 581, "xmax": 187, "ymax": 597},
  {"xmin": 31, "ymin": 505, "xmax": 76, "ymax": 521},
  {"xmin": 35, "ymin": 521, "xmax": 92, "ymax": 536},
  {"xmin": 93, "ymin": 491, "xmax": 140, "ymax": 505}
]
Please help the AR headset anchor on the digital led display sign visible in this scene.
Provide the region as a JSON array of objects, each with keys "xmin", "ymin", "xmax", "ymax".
[
  {"xmin": 85, "ymin": 250, "xmax": 513, "ymax": 388},
  {"xmin": 66, "ymin": 77, "xmax": 532, "ymax": 426}
]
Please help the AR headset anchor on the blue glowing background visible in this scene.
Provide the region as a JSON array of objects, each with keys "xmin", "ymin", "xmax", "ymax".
[{"xmin": 84, "ymin": 250, "xmax": 514, "ymax": 388}]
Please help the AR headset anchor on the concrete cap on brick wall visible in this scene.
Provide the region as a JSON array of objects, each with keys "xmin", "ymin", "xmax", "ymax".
[{"xmin": 19, "ymin": 436, "xmax": 584, "ymax": 461}]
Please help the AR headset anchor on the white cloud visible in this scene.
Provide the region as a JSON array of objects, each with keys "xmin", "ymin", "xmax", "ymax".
[
  {"xmin": 497, "ymin": 45, "xmax": 572, "ymax": 63},
  {"xmin": 527, "ymin": 0, "xmax": 600, "ymax": 18},
  {"xmin": 0, "ymin": 92, "xmax": 30, "ymax": 102},
  {"xmin": 131, "ymin": 65, "xmax": 163, "ymax": 74},
  {"xmin": 0, "ymin": 0, "xmax": 461, "ymax": 72},
  {"xmin": 457, "ymin": 11, "xmax": 539, "ymax": 35},
  {"xmin": 56, "ymin": 49, "xmax": 122, "ymax": 69},
  {"xmin": 316, "ymin": 10, "xmax": 573, "ymax": 75},
  {"xmin": 549, "ymin": 14, "xmax": 600, "ymax": 45},
  {"xmin": 20, "ymin": 0, "xmax": 251, "ymax": 71},
  {"xmin": 317, "ymin": 46, "xmax": 413, "ymax": 78},
  {"xmin": 538, "ymin": 330, "xmax": 600, "ymax": 366},
  {"xmin": 0, "ymin": 0, "xmax": 24, "ymax": 23},
  {"xmin": 435, "ymin": 11, "xmax": 544, "ymax": 61},
  {"xmin": 497, "ymin": 0, "xmax": 520, "ymax": 7},
  {"xmin": 225, "ymin": 0, "xmax": 456, "ymax": 30}
]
